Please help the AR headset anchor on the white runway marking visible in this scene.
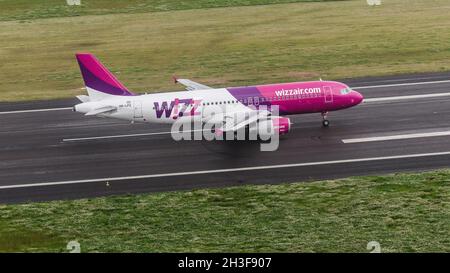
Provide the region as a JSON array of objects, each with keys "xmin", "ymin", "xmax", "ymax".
[
  {"xmin": 0, "ymin": 107, "xmax": 72, "ymax": 115},
  {"xmin": 1, "ymin": 151, "xmax": 450, "ymax": 190},
  {"xmin": 342, "ymin": 130, "xmax": 450, "ymax": 143},
  {"xmin": 62, "ymin": 130, "xmax": 204, "ymax": 142},
  {"xmin": 354, "ymin": 76, "xmax": 450, "ymax": 85},
  {"xmin": 352, "ymin": 79, "xmax": 450, "ymax": 89},
  {"xmin": 63, "ymin": 131, "xmax": 172, "ymax": 142},
  {"xmin": 363, "ymin": 92, "xmax": 450, "ymax": 103}
]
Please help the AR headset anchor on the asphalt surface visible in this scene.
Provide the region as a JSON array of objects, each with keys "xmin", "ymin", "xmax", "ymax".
[{"xmin": 1, "ymin": 72, "xmax": 449, "ymax": 203}]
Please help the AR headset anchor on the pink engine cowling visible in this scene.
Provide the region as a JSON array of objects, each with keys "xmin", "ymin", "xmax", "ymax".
[{"xmin": 272, "ymin": 117, "xmax": 291, "ymax": 135}]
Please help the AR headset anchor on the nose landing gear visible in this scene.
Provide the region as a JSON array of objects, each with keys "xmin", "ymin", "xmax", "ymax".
[{"xmin": 322, "ymin": 112, "xmax": 330, "ymax": 127}]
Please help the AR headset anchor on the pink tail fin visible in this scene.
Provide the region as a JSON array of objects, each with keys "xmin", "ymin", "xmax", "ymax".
[{"xmin": 75, "ymin": 53, "xmax": 135, "ymax": 98}]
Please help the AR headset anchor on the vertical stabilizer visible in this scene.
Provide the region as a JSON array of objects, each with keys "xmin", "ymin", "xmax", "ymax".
[{"xmin": 75, "ymin": 53, "xmax": 135, "ymax": 101}]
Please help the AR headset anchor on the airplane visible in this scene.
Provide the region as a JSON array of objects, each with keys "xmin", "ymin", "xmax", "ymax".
[{"xmin": 73, "ymin": 53, "xmax": 364, "ymax": 138}]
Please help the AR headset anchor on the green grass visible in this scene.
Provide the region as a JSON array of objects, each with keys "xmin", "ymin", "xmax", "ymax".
[
  {"xmin": 0, "ymin": 0, "xmax": 345, "ymax": 21},
  {"xmin": 0, "ymin": 0, "xmax": 449, "ymax": 101},
  {"xmin": 1, "ymin": 169, "xmax": 449, "ymax": 252}
]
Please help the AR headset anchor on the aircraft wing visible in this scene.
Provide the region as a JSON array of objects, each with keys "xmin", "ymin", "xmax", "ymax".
[
  {"xmin": 76, "ymin": 95, "xmax": 90, "ymax": 102},
  {"xmin": 173, "ymin": 77, "xmax": 213, "ymax": 91},
  {"xmin": 223, "ymin": 109, "xmax": 271, "ymax": 132},
  {"xmin": 205, "ymin": 109, "xmax": 271, "ymax": 133}
]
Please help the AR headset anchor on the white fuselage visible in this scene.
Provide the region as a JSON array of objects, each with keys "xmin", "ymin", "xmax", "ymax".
[{"xmin": 75, "ymin": 88, "xmax": 249, "ymax": 124}]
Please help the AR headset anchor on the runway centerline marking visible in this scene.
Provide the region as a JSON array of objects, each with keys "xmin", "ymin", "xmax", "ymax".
[
  {"xmin": 1, "ymin": 151, "xmax": 450, "ymax": 190},
  {"xmin": 352, "ymin": 79, "xmax": 450, "ymax": 89},
  {"xmin": 62, "ymin": 130, "xmax": 204, "ymax": 142},
  {"xmin": 0, "ymin": 107, "xmax": 72, "ymax": 115},
  {"xmin": 342, "ymin": 130, "xmax": 450, "ymax": 143},
  {"xmin": 363, "ymin": 92, "xmax": 450, "ymax": 103},
  {"xmin": 351, "ymin": 76, "xmax": 450, "ymax": 85}
]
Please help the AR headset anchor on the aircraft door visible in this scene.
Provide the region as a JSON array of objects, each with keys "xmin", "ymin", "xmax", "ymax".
[
  {"xmin": 133, "ymin": 100, "xmax": 143, "ymax": 119},
  {"xmin": 324, "ymin": 86, "xmax": 333, "ymax": 103}
]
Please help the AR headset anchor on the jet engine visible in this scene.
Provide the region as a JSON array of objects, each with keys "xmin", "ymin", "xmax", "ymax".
[{"xmin": 256, "ymin": 116, "xmax": 291, "ymax": 136}]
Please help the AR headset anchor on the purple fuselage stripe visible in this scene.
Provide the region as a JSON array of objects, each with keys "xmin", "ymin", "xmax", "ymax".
[{"xmin": 227, "ymin": 86, "xmax": 300, "ymax": 114}]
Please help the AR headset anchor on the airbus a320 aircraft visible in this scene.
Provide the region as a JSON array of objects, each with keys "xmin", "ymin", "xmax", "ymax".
[{"xmin": 73, "ymin": 53, "xmax": 363, "ymax": 137}]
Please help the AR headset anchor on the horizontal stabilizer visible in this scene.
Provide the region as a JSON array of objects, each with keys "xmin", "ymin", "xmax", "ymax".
[
  {"xmin": 85, "ymin": 105, "xmax": 117, "ymax": 116},
  {"xmin": 76, "ymin": 95, "xmax": 90, "ymax": 102}
]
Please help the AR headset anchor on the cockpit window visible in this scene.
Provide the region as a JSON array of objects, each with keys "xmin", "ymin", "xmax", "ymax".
[{"xmin": 340, "ymin": 88, "xmax": 351, "ymax": 95}]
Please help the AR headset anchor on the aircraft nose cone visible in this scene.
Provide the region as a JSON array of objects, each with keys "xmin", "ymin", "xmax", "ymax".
[{"xmin": 353, "ymin": 91, "xmax": 364, "ymax": 105}]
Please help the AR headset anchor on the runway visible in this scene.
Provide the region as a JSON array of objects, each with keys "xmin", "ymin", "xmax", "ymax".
[{"xmin": 1, "ymin": 72, "xmax": 449, "ymax": 203}]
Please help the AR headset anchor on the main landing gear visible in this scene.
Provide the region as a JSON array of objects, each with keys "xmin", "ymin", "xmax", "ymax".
[{"xmin": 321, "ymin": 112, "xmax": 330, "ymax": 127}]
